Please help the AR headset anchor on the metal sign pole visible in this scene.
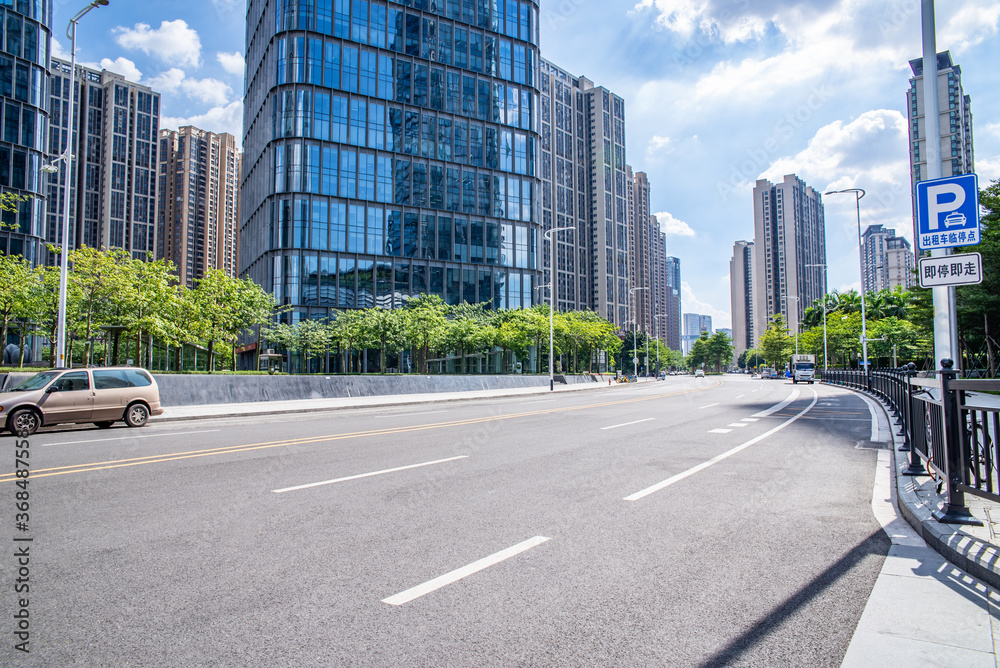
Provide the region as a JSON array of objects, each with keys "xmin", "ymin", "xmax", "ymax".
[{"xmin": 921, "ymin": 0, "xmax": 955, "ymax": 366}]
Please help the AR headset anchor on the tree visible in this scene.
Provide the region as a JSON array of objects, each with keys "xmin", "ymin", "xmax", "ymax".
[
  {"xmin": 739, "ymin": 348, "xmax": 765, "ymax": 370},
  {"xmin": 706, "ymin": 331, "xmax": 734, "ymax": 372},
  {"xmin": 0, "ymin": 254, "xmax": 34, "ymax": 358},
  {"xmin": 402, "ymin": 295, "xmax": 448, "ymax": 373},
  {"xmin": 759, "ymin": 315, "xmax": 793, "ymax": 369}
]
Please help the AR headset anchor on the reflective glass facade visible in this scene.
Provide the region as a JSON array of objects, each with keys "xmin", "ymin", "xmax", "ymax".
[
  {"xmin": 240, "ymin": 0, "xmax": 542, "ymax": 319},
  {"xmin": 0, "ymin": 0, "xmax": 50, "ymax": 265}
]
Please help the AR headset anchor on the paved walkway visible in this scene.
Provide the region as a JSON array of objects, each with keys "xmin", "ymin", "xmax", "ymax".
[{"xmin": 842, "ymin": 389, "xmax": 1000, "ymax": 666}]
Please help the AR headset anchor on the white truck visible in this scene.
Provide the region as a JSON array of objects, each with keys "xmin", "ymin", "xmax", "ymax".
[{"xmin": 790, "ymin": 354, "xmax": 816, "ymax": 384}]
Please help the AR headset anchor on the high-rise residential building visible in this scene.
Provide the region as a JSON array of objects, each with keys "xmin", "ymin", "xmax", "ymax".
[
  {"xmin": 158, "ymin": 126, "xmax": 242, "ymax": 288},
  {"xmin": 861, "ymin": 224, "xmax": 914, "ymax": 293},
  {"xmin": 627, "ymin": 166, "xmax": 653, "ymax": 333},
  {"xmin": 538, "ymin": 58, "xmax": 629, "ymax": 327},
  {"xmin": 0, "ymin": 1, "xmax": 50, "ymax": 265},
  {"xmin": 907, "ymin": 51, "xmax": 974, "ymax": 247},
  {"xmin": 649, "ymin": 222, "xmax": 669, "ymax": 345},
  {"xmin": 752, "ymin": 174, "xmax": 826, "ymax": 344},
  {"xmin": 699, "ymin": 314, "xmax": 713, "ymax": 335},
  {"xmin": 730, "ymin": 239, "xmax": 754, "ymax": 360},
  {"xmin": 240, "ymin": 0, "xmax": 543, "ymax": 326},
  {"xmin": 664, "ymin": 255, "xmax": 681, "ymax": 350},
  {"xmin": 47, "ymin": 58, "xmax": 160, "ymax": 261}
]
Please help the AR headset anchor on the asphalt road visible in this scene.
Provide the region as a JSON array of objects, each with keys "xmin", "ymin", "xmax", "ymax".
[{"xmin": 1, "ymin": 375, "xmax": 890, "ymax": 667}]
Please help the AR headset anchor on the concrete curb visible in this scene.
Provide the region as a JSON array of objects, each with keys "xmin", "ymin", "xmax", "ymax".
[{"xmin": 833, "ymin": 383, "xmax": 1000, "ymax": 590}]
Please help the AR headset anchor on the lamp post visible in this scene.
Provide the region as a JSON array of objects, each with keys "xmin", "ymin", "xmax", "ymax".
[
  {"xmin": 52, "ymin": 0, "xmax": 110, "ymax": 369},
  {"xmin": 544, "ymin": 226, "xmax": 574, "ymax": 391},
  {"xmin": 805, "ymin": 263, "xmax": 828, "ymax": 374},
  {"xmin": 824, "ymin": 188, "xmax": 869, "ymax": 372},
  {"xmin": 629, "ymin": 287, "xmax": 648, "ymax": 380},
  {"xmin": 653, "ymin": 314, "xmax": 667, "ymax": 375}
]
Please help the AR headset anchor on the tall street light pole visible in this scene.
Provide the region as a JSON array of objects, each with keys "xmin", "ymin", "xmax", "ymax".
[
  {"xmin": 55, "ymin": 0, "xmax": 110, "ymax": 368},
  {"xmin": 805, "ymin": 263, "xmax": 828, "ymax": 374},
  {"xmin": 630, "ymin": 287, "xmax": 648, "ymax": 380},
  {"xmin": 825, "ymin": 188, "xmax": 869, "ymax": 373},
  {"xmin": 544, "ymin": 226, "xmax": 574, "ymax": 391}
]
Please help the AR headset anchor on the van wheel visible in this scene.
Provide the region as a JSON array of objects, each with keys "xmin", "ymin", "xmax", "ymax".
[
  {"xmin": 9, "ymin": 408, "xmax": 40, "ymax": 436},
  {"xmin": 124, "ymin": 403, "xmax": 149, "ymax": 428},
  {"xmin": 94, "ymin": 421, "xmax": 115, "ymax": 429}
]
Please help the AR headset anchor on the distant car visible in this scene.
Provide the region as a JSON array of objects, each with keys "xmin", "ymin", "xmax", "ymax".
[
  {"xmin": 694, "ymin": 369, "xmax": 705, "ymax": 378},
  {"xmin": 0, "ymin": 367, "xmax": 163, "ymax": 436}
]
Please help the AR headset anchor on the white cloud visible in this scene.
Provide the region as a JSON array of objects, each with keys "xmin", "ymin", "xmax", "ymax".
[
  {"xmin": 147, "ymin": 68, "xmax": 233, "ymax": 106},
  {"xmin": 654, "ymin": 211, "xmax": 695, "ymax": 237},
  {"xmin": 681, "ymin": 281, "xmax": 731, "ymax": 329},
  {"xmin": 939, "ymin": 2, "xmax": 1000, "ymax": 53},
  {"xmin": 161, "ymin": 100, "xmax": 243, "ymax": 137},
  {"xmin": 98, "ymin": 57, "xmax": 142, "ymax": 82},
  {"xmin": 634, "ymin": 0, "xmax": 770, "ymax": 44},
  {"xmin": 51, "ymin": 38, "xmax": 70, "ymax": 60},
  {"xmin": 984, "ymin": 122, "xmax": 1000, "ymax": 140},
  {"xmin": 115, "ymin": 20, "xmax": 202, "ymax": 68},
  {"xmin": 977, "ymin": 157, "xmax": 1000, "ymax": 185},
  {"xmin": 217, "ymin": 51, "xmax": 245, "ymax": 77}
]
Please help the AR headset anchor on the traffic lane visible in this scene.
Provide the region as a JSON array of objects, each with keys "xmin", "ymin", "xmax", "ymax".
[
  {"xmin": 9, "ymin": 376, "xmax": 723, "ymax": 483},
  {"xmin": 19, "ymin": 380, "xmax": 876, "ymax": 664}
]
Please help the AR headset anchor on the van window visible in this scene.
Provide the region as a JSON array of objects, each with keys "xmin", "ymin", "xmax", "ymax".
[
  {"xmin": 124, "ymin": 370, "xmax": 152, "ymax": 387},
  {"xmin": 51, "ymin": 371, "xmax": 90, "ymax": 392},
  {"xmin": 93, "ymin": 370, "xmax": 130, "ymax": 390}
]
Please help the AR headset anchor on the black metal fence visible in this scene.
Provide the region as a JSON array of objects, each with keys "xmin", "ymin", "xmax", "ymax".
[{"xmin": 824, "ymin": 360, "xmax": 1000, "ymax": 524}]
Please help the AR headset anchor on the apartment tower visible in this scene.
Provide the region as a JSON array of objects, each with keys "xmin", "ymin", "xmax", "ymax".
[
  {"xmin": 664, "ymin": 256, "xmax": 681, "ymax": 351},
  {"xmin": 730, "ymin": 239, "xmax": 754, "ymax": 360},
  {"xmin": 752, "ymin": 175, "xmax": 826, "ymax": 342},
  {"xmin": 158, "ymin": 126, "xmax": 242, "ymax": 288},
  {"xmin": 861, "ymin": 224, "xmax": 914, "ymax": 293},
  {"xmin": 47, "ymin": 58, "xmax": 160, "ymax": 260},
  {"xmin": 907, "ymin": 51, "xmax": 974, "ymax": 247}
]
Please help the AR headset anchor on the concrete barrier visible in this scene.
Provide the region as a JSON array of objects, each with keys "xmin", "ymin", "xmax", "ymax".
[{"xmin": 0, "ymin": 369, "xmax": 602, "ymax": 406}]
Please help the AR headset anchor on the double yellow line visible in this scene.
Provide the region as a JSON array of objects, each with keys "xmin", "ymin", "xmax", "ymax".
[{"xmin": 0, "ymin": 381, "xmax": 721, "ymax": 482}]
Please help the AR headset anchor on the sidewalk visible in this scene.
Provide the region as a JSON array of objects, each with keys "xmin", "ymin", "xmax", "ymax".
[{"xmin": 841, "ymin": 389, "xmax": 1000, "ymax": 666}]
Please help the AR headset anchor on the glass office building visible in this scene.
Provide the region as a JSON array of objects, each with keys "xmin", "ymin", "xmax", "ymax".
[
  {"xmin": 0, "ymin": 0, "xmax": 50, "ymax": 265},
  {"xmin": 240, "ymin": 0, "xmax": 542, "ymax": 321}
]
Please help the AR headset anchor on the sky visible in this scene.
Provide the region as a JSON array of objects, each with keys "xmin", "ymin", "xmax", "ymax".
[{"xmin": 57, "ymin": 0, "xmax": 1000, "ymax": 330}]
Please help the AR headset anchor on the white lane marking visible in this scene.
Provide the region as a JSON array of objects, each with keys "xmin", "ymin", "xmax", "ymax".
[
  {"xmin": 857, "ymin": 394, "xmax": 882, "ymax": 442},
  {"xmin": 382, "ymin": 536, "xmax": 550, "ymax": 605},
  {"xmin": 708, "ymin": 428, "xmax": 732, "ymax": 434},
  {"xmin": 727, "ymin": 423, "xmax": 749, "ymax": 428},
  {"xmin": 625, "ymin": 389, "xmax": 819, "ymax": 501},
  {"xmin": 751, "ymin": 389, "xmax": 800, "ymax": 418},
  {"xmin": 42, "ymin": 429, "xmax": 221, "ymax": 447},
  {"xmin": 273, "ymin": 456, "xmax": 468, "ymax": 493},
  {"xmin": 377, "ymin": 410, "xmax": 448, "ymax": 418},
  {"xmin": 741, "ymin": 418, "xmax": 759, "ymax": 422},
  {"xmin": 698, "ymin": 403, "xmax": 719, "ymax": 409},
  {"xmin": 600, "ymin": 418, "xmax": 655, "ymax": 430},
  {"xmin": 735, "ymin": 394, "xmax": 745, "ymax": 399}
]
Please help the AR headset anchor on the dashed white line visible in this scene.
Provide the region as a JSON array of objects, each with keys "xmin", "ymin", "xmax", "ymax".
[
  {"xmin": 382, "ymin": 536, "xmax": 550, "ymax": 605},
  {"xmin": 708, "ymin": 428, "xmax": 732, "ymax": 434},
  {"xmin": 625, "ymin": 388, "xmax": 819, "ymax": 501},
  {"xmin": 698, "ymin": 403, "xmax": 719, "ymax": 410},
  {"xmin": 600, "ymin": 418, "xmax": 655, "ymax": 430},
  {"xmin": 727, "ymin": 423, "xmax": 749, "ymax": 428},
  {"xmin": 741, "ymin": 418, "xmax": 759, "ymax": 422},
  {"xmin": 735, "ymin": 394, "xmax": 745, "ymax": 399},
  {"xmin": 42, "ymin": 429, "xmax": 221, "ymax": 447},
  {"xmin": 273, "ymin": 455, "xmax": 468, "ymax": 493}
]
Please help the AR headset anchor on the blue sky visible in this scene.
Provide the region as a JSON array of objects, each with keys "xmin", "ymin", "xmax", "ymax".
[{"xmin": 59, "ymin": 0, "xmax": 1000, "ymax": 329}]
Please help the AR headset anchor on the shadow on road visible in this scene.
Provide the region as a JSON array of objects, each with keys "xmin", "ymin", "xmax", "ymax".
[{"xmin": 697, "ymin": 528, "xmax": 890, "ymax": 668}]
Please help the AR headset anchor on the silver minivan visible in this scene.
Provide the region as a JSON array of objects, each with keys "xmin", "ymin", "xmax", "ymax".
[{"xmin": 0, "ymin": 368, "xmax": 163, "ymax": 435}]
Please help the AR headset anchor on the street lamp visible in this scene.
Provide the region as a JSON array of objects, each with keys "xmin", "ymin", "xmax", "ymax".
[
  {"xmin": 629, "ymin": 287, "xmax": 649, "ymax": 380},
  {"xmin": 653, "ymin": 314, "xmax": 667, "ymax": 375},
  {"xmin": 824, "ymin": 188, "xmax": 869, "ymax": 373},
  {"xmin": 805, "ymin": 263, "xmax": 828, "ymax": 374},
  {"xmin": 54, "ymin": 0, "xmax": 111, "ymax": 369},
  {"xmin": 544, "ymin": 226, "xmax": 574, "ymax": 391}
]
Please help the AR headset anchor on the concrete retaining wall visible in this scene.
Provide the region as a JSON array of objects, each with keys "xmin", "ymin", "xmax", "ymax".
[{"xmin": 0, "ymin": 370, "xmax": 600, "ymax": 406}]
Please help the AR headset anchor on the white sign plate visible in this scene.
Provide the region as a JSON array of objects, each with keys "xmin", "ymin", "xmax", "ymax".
[{"xmin": 918, "ymin": 252, "xmax": 983, "ymax": 288}]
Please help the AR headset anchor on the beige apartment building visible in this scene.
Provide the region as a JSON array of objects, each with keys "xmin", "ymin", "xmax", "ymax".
[{"xmin": 157, "ymin": 126, "xmax": 241, "ymax": 288}]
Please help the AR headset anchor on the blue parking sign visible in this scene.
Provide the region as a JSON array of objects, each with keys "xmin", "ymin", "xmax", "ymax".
[{"xmin": 916, "ymin": 173, "xmax": 980, "ymax": 251}]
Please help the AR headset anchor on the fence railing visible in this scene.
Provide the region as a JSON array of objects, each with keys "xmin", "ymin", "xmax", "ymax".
[{"xmin": 823, "ymin": 359, "xmax": 1000, "ymax": 525}]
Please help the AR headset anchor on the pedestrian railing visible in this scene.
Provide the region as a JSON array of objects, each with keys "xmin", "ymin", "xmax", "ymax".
[{"xmin": 823, "ymin": 359, "xmax": 1000, "ymax": 525}]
